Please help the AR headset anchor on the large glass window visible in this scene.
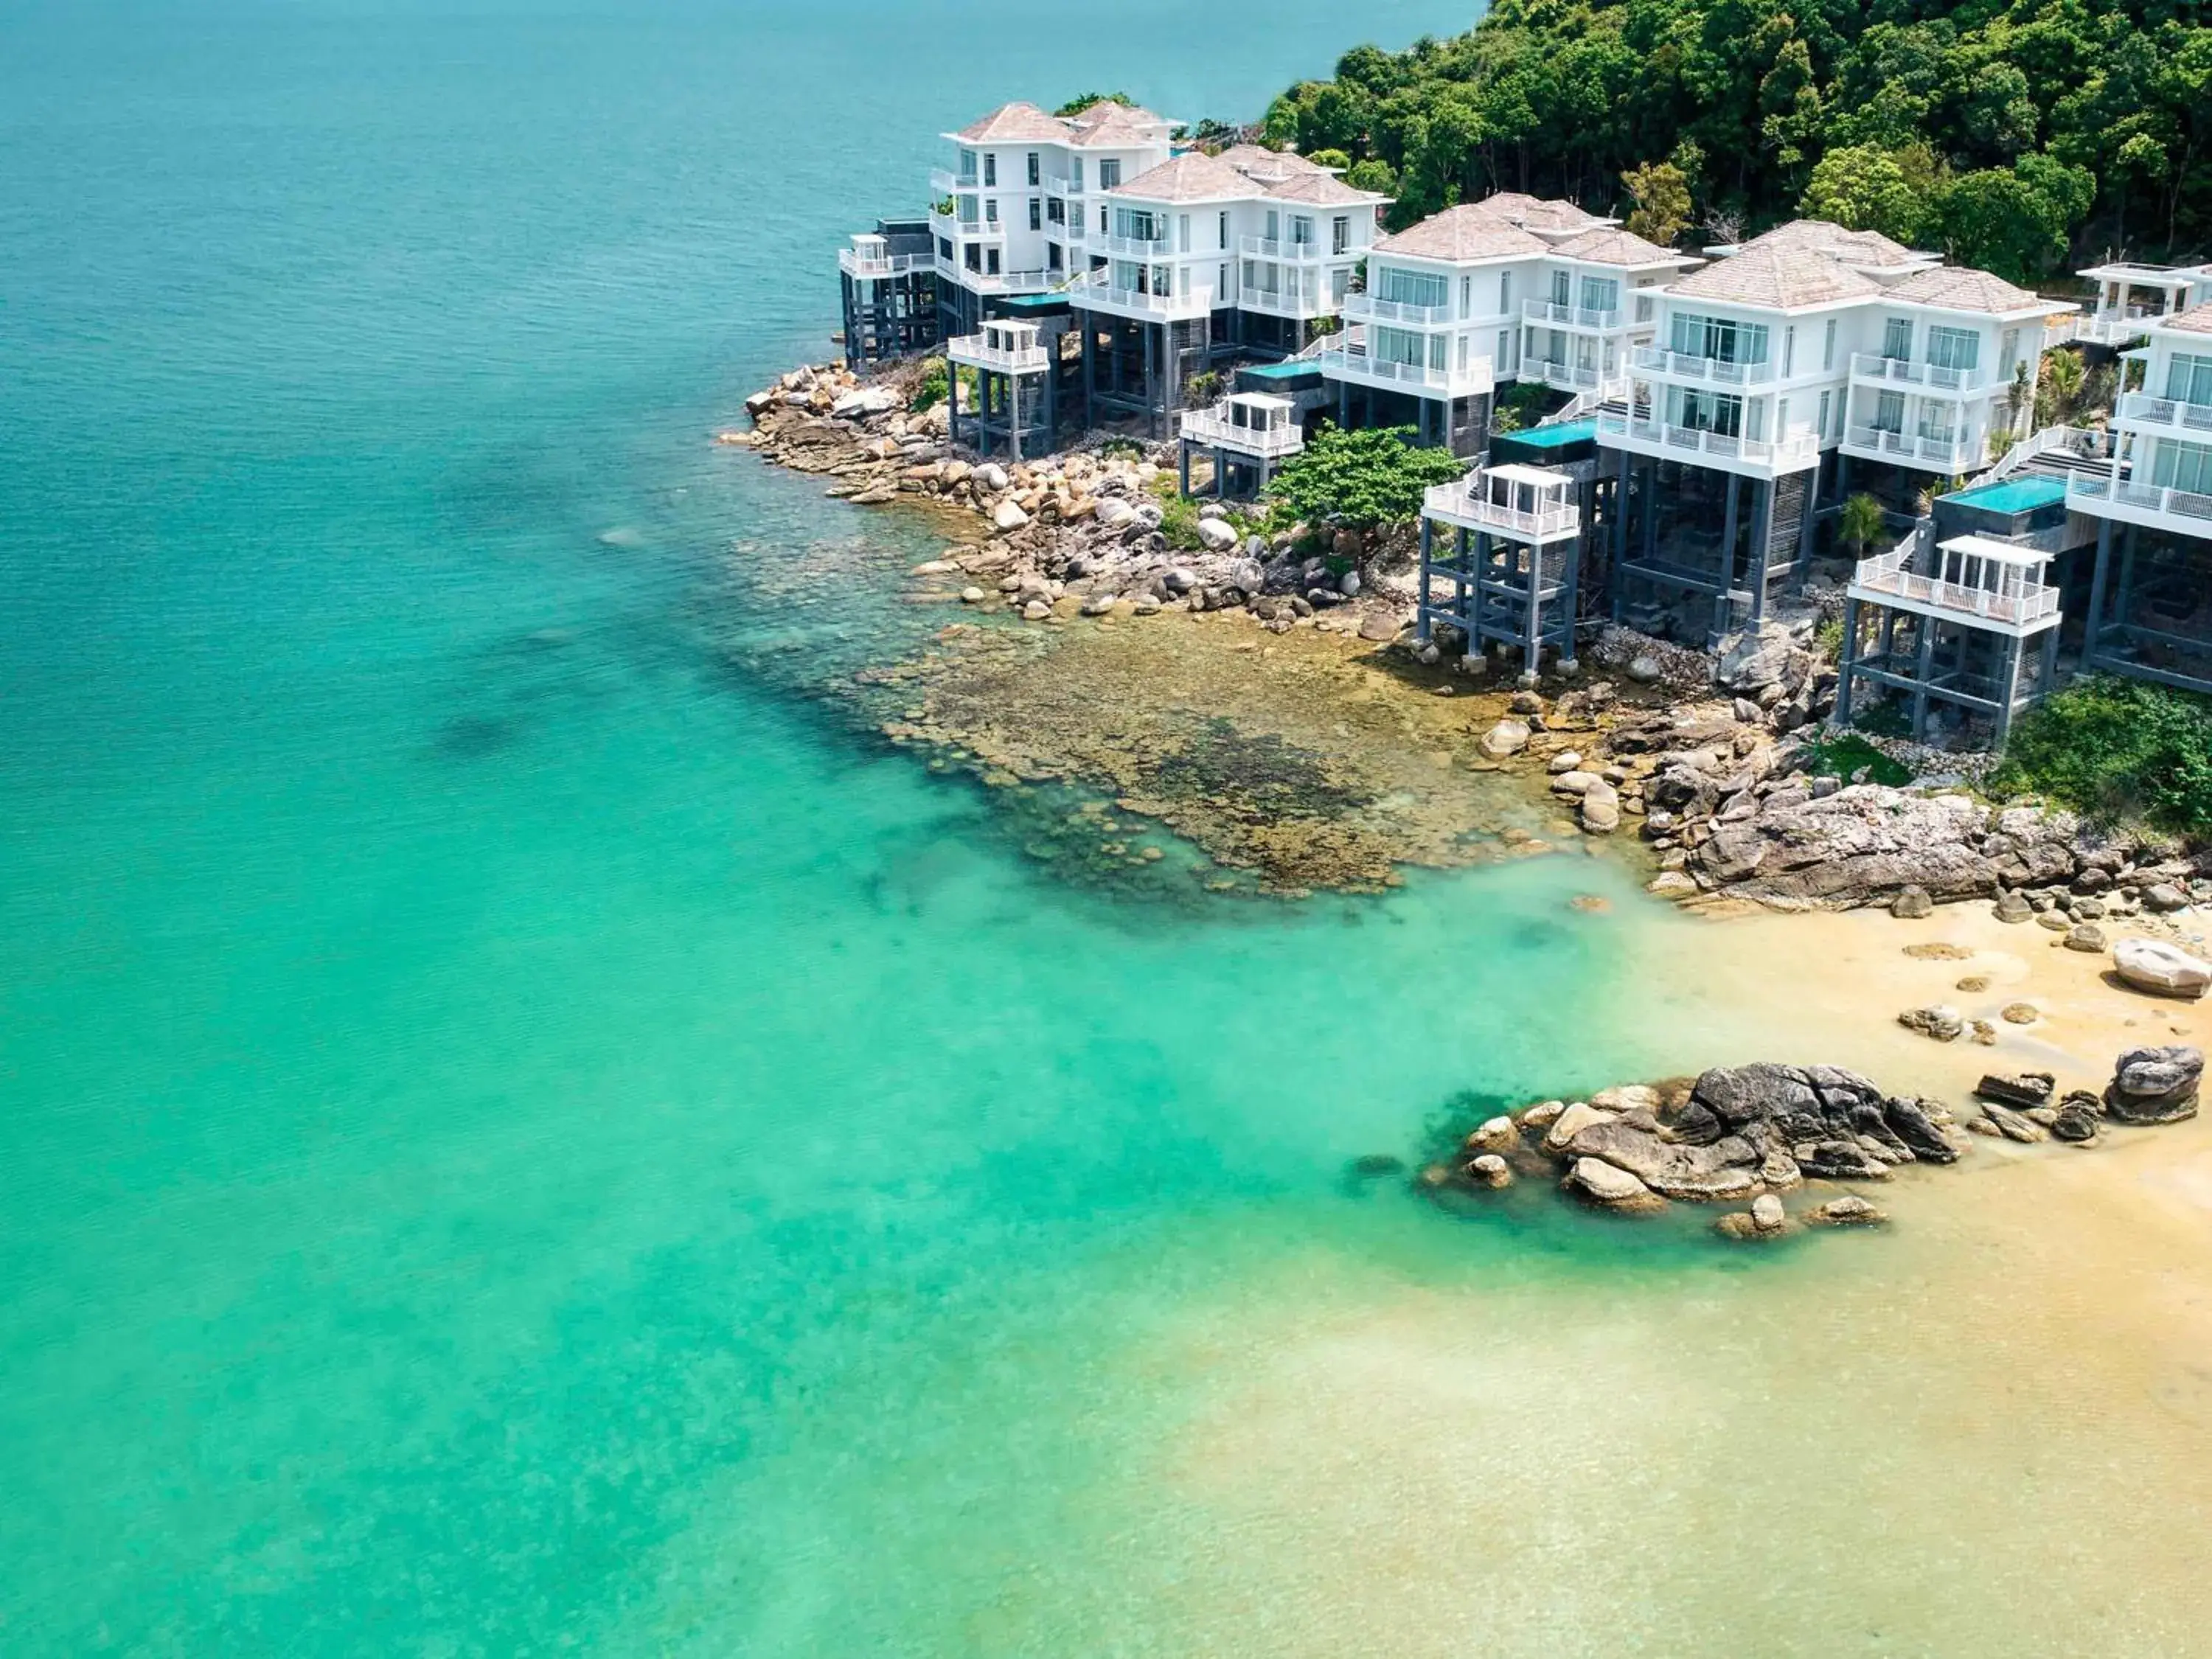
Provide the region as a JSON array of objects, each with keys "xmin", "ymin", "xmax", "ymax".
[
  {"xmin": 1578, "ymin": 276, "xmax": 1619, "ymax": 315},
  {"xmin": 2166, "ymin": 353, "xmax": 2212, "ymax": 406},
  {"xmin": 983, "ymin": 154, "xmax": 997, "ymax": 187},
  {"xmin": 959, "ymin": 148, "xmax": 977, "ymax": 181},
  {"xmin": 1882, "ymin": 317, "xmax": 1911, "ymax": 361},
  {"xmin": 1373, "ymin": 326, "xmax": 1425, "ymax": 366},
  {"xmin": 1669, "ymin": 312, "xmax": 1768, "ymax": 364},
  {"xmin": 1113, "ymin": 208, "xmax": 1159, "ymax": 242},
  {"xmin": 1332, "ymin": 215, "xmax": 1350, "ymax": 255},
  {"xmin": 1874, "ymin": 389, "xmax": 1905, "ymax": 432},
  {"xmin": 1375, "ymin": 267, "xmax": 1447, "ymax": 309},
  {"xmin": 2152, "ymin": 439, "xmax": 2212, "ymax": 494},
  {"xmin": 1097, "ymin": 159, "xmax": 1121, "ymax": 189},
  {"xmin": 1669, "ymin": 387, "xmax": 1743, "ymax": 434},
  {"xmin": 1927, "ymin": 326, "xmax": 1980, "ymax": 372}
]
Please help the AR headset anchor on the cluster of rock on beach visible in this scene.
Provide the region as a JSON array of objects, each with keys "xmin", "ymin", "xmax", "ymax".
[{"xmin": 1416, "ymin": 1047, "xmax": 2203, "ymax": 1240}]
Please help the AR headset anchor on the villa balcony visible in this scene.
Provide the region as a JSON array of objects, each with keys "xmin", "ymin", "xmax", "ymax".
[
  {"xmin": 1521, "ymin": 298, "xmax": 1625, "ymax": 333},
  {"xmin": 1527, "ymin": 358, "xmax": 1618, "ymax": 394},
  {"xmin": 2076, "ymin": 310, "xmax": 2166, "ymax": 347},
  {"xmin": 946, "ymin": 332, "xmax": 1050, "ymax": 376},
  {"xmin": 1848, "ymin": 352, "xmax": 1991, "ymax": 396},
  {"xmin": 838, "ymin": 246, "xmax": 929, "ymax": 279},
  {"xmin": 1848, "ymin": 542, "xmax": 2059, "ymax": 636},
  {"xmin": 2067, "ymin": 470, "xmax": 2212, "ymax": 538},
  {"xmin": 1096, "ymin": 232, "xmax": 1174, "ymax": 259},
  {"xmin": 1240, "ymin": 283, "xmax": 1338, "ymax": 321},
  {"xmin": 1179, "ymin": 405, "xmax": 1305, "ymax": 459},
  {"xmin": 1840, "ymin": 424, "xmax": 1989, "ymax": 475},
  {"xmin": 1238, "ymin": 235, "xmax": 1338, "ymax": 263},
  {"xmin": 1315, "ymin": 344, "xmax": 1493, "ymax": 400},
  {"xmin": 2114, "ymin": 390, "xmax": 2212, "ymax": 439},
  {"xmin": 1066, "ymin": 272, "xmax": 1214, "ymax": 321},
  {"xmin": 1043, "ymin": 174, "xmax": 1085, "ymax": 199},
  {"xmin": 1422, "ymin": 477, "xmax": 1579, "ymax": 542},
  {"xmin": 930, "ymin": 209, "xmax": 1004, "ymax": 245},
  {"xmin": 928, "ymin": 168, "xmax": 980, "ymax": 195},
  {"xmin": 932, "ymin": 253, "xmax": 1056, "ymax": 296},
  {"xmin": 1631, "ymin": 346, "xmax": 1777, "ymax": 386},
  {"xmin": 1596, "ymin": 410, "xmax": 1820, "ymax": 473},
  {"xmin": 1342, "ymin": 293, "xmax": 1453, "ymax": 327}
]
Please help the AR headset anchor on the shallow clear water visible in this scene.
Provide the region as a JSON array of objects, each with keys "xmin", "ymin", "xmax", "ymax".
[{"xmin": 10, "ymin": 6, "xmax": 2212, "ymax": 1655}]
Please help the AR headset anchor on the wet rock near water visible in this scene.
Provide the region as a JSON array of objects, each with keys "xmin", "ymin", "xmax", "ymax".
[{"xmin": 2104, "ymin": 1045, "xmax": 2202, "ymax": 1125}]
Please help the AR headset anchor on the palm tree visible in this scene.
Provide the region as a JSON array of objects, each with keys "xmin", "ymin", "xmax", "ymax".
[
  {"xmin": 2042, "ymin": 348, "xmax": 2084, "ymax": 427},
  {"xmin": 1837, "ymin": 492, "xmax": 1887, "ymax": 560}
]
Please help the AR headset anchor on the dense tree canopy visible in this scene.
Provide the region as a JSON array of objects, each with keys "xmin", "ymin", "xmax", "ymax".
[
  {"xmin": 1264, "ymin": 425, "xmax": 1468, "ymax": 528},
  {"xmin": 1262, "ymin": 1, "xmax": 2212, "ymax": 281}
]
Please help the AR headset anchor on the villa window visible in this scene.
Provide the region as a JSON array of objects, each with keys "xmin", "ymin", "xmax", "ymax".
[
  {"xmin": 986, "ymin": 248, "xmax": 1000, "ymax": 275},
  {"xmin": 1332, "ymin": 215, "xmax": 1349, "ymax": 254},
  {"xmin": 1882, "ymin": 317, "xmax": 1911, "ymax": 361},
  {"xmin": 1219, "ymin": 211, "xmax": 1228, "ymax": 249},
  {"xmin": 1874, "ymin": 389, "xmax": 1905, "ymax": 433},
  {"xmin": 1551, "ymin": 270, "xmax": 1571, "ymax": 307},
  {"xmin": 1029, "ymin": 198, "xmax": 1040, "ymax": 232},
  {"xmin": 1823, "ymin": 318, "xmax": 1837, "ymax": 372},
  {"xmin": 957, "ymin": 194, "xmax": 978, "ymax": 225},
  {"xmin": 2166, "ymin": 353, "xmax": 2212, "ymax": 406},
  {"xmin": 964, "ymin": 245, "xmax": 982, "ymax": 273},
  {"xmin": 985, "ymin": 198, "xmax": 998, "ymax": 225},
  {"xmin": 2152, "ymin": 439, "xmax": 2212, "ymax": 495},
  {"xmin": 1669, "ymin": 312, "xmax": 1767, "ymax": 366},
  {"xmin": 1375, "ymin": 267, "xmax": 1446, "ymax": 310},
  {"xmin": 1113, "ymin": 208, "xmax": 1158, "ymax": 243},
  {"xmin": 1927, "ymin": 326, "xmax": 1979, "ymax": 373},
  {"xmin": 1026, "ymin": 152, "xmax": 1039, "ymax": 187},
  {"xmin": 1047, "ymin": 243, "xmax": 1063, "ymax": 271},
  {"xmin": 2000, "ymin": 328, "xmax": 2021, "ymax": 377},
  {"xmin": 1331, "ymin": 268, "xmax": 1349, "ymax": 305},
  {"xmin": 1461, "ymin": 275, "xmax": 1472, "ymax": 313},
  {"xmin": 983, "ymin": 154, "xmax": 997, "ymax": 187},
  {"xmin": 1179, "ymin": 213, "xmax": 1192, "ymax": 254},
  {"xmin": 959, "ymin": 148, "xmax": 977, "ymax": 181},
  {"xmin": 1782, "ymin": 324, "xmax": 1795, "ymax": 377},
  {"xmin": 1374, "ymin": 326, "xmax": 1425, "ymax": 367},
  {"xmin": 1818, "ymin": 390, "xmax": 1832, "ymax": 439},
  {"xmin": 1671, "ymin": 386, "xmax": 1743, "ymax": 436},
  {"xmin": 1046, "ymin": 197, "xmax": 1065, "ymax": 226},
  {"xmin": 1113, "ymin": 260, "xmax": 1140, "ymax": 291},
  {"xmin": 1291, "ymin": 215, "xmax": 1315, "ymax": 246},
  {"xmin": 1498, "ymin": 272, "xmax": 1512, "ymax": 314},
  {"xmin": 1097, "ymin": 159, "xmax": 1121, "ymax": 189},
  {"xmin": 1071, "ymin": 158, "xmax": 1084, "ymax": 191},
  {"xmin": 1918, "ymin": 401, "xmax": 1956, "ymax": 442},
  {"xmin": 1151, "ymin": 263, "xmax": 1172, "ymax": 296},
  {"xmin": 1578, "ymin": 276, "xmax": 1618, "ymax": 316}
]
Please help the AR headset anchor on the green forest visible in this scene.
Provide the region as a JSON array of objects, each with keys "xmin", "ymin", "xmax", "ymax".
[{"xmin": 1259, "ymin": 0, "xmax": 2211, "ymax": 284}]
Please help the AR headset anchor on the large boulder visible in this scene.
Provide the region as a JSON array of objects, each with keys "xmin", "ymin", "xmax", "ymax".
[
  {"xmin": 1562, "ymin": 1117, "xmax": 1764, "ymax": 1201},
  {"xmin": 1566, "ymin": 1157, "xmax": 1666, "ymax": 1213},
  {"xmin": 2104, "ymin": 1045, "xmax": 2203, "ymax": 1125},
  {"xmin": 1688, "ymin": 787, "xmax": 1998, "ymax": 908},
  {"xmin": 2113, "ymin": 938, "xmax": 2212, "ymax": 1000},
  {"xmin": 1195, "ymin": 515, "xmax": 1240, "ymax": 552},
  {"xmin": 1713, "ymin": 622, "xmax": 1811, "ymax": 696},
  {"xmin": 1478, "ymin": 719, "xmax": 1532, "ymax": 759}
]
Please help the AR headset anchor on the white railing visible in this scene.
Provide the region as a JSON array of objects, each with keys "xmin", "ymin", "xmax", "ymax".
[
  {"xmin": 1530, "ymin": 358, "xmax": 1612, "ymax": 393},
  {"xmin": 1065, "ymin": 271, "xmax": 1214, "ymax": 319},
  {"xmin": 1096, "ymin": 232, "xmax": 1174, "ymax": 258},
  {"xmin": 1241, "ymin": 284, "xmax": 1333, "ymax": 319},
  {"xmin": 1180, "ymin": 404, "xmax": 1306, "ymax": 458},
  {"xmin": 1238, "ymin": 235, "xmax": 1336, "ymax": 263},
  {"xmin": 838, "ymin": 247, "xmax": 928, "ymax": 279},
  {"xmin": 2077, "ymin": 311, "xmax": 2160, "ymax": 346},
  {"xmin": 1850, "ymin": 546, "xmax": 2060, "ymax": 625},
  {"xmin": 1849, "ymin": 352, "xmax": 1989, "ymax": 394},
  {"xmin": 1315, "ymin": 345, "xmax": 1492, "ymax": 395},
  {"xmin": 1343, "ymin": 292, "xmax": 1452, "ymax": 326},
  {"xmin": 2116, "ymin": 391, "xmax": 2212, "ymax": 435},
  {"xmin": 1422, "ymin": 479, "xmax": 1579, "ymax": 539},
  {"xmin": 930, "ymin": 210, "xmax": 1004, "ymax": 243},
  {"xmin": 933, "ymin": 253, "xmax": 1056, "ymax": 294},
  {"xmin": 2068, "ymin": 470, "xmax": 2212, "ymax": 524},
  {"xmin": 946, "ymin": 333, "xmax": 1050, "ymax": 375},
  {"xmin": 1972, "ymin": 423, "xmax": 2101, "ymax": 487},
  {"xmin": 1597, "ymin": 411, "xmax": 1818, "ymax": 468},
  {"xmin": 1523, "ymin": 299, "xmax": 1625, "ymax": 331},
  {"xmin": 1844, "ymin": 425, "xmax": 1987, "ymax": 471},
  {"xmin": 928, "ymin": 168, "xmax": 980, "ymax": 195},
  {"xmin": 1043, "ymin": 174, "xmax": 1084, "ymax": 198},
  {"xmin": 1632, "ymin": 347, "xmax": 1777, "ymax": 386},
  {"xmin": 2041, "ymin": 313, "xmax": 2083, "ymax": 346}
]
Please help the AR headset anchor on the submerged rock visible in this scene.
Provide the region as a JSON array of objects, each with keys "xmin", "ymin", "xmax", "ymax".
[
  {"xmin": 1567, "ymin": 1157, "xmax": 1666, "ymax": 1212},
  {"xmin": 1805, "ymin": 1196, "xmax": 1888, "ymax": 1228}
]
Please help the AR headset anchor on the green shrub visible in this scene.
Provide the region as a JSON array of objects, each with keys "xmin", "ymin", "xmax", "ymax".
[
  {"xmin": 1800, "ymin": 733, "xmax": 1910, "ymax": 787},
  {"xmin": 1158, "ymin": 493, "xmax": 1205, "ymax": 552},
  {"xmin": 1812, "ymin": 616, "xmax": 1845, "ymax": 663},
  {"xmin": 1852, "ymin": 698, "xmax": 1913, "ymax": 739},
  {"xmin": 1185, "ymin": 369, "xmax": 1223, "ymax": 404},
  {"xmin": 1988, "ymin": 677, "xmax": 2212, "ymax": 835},
  {"xmin": 911, "ymin": 357, "xmax": 949, "ymax": 413},
  {"xmin": 1100, "ymin": 436, "xmax": 1144, "ymax": 460},
  {"xmin": 1262, "ymin": 422, "xmax": 1466, "ymax": 529}
]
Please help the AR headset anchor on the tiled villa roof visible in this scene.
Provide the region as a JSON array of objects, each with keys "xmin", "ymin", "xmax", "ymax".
[
  {"xmin": 1667, "ymin": 242, "xmax": 1882, "ymax": 308},
  {"xmin": 1373, "ymin": 204, "xmax": 1549, "ymax": 262},
  {"xmin": 1107, "ymin": 151, "xmax": 1256, "ymax": 204},
  {"xmin": 1214, "ymin": 144, "xmax": 1322, "ymax": 179},
  {"xmin": 1882, "ymin": 265, "xmax": 2050, "ymax": 315},
  {"xmin": 1548, "ymin": 226, "xmax": 1688, "ymax": 268},
  {"xmin": 954, "ymin": 102, "xmax": 1072, "ymax": 145},
  {"xmin": 2167, "ymin": 299, "xmax": 2212, "ymax": 334},
  {"xmin": 1068, "ymin": 107, "xmax": 1168, "ymax": 149},
  {"xmin": 1470, "ymin": 192, "xmax": 1607, "ymax": 234},
  {"xmin": 1742, "ymin": 219, "xmax": 1927, "ymax": 271},
  {"xmin": 1262, "ymin": 171, "xmax": 1383, "ymax": 206},
  {"xmin": 1067, "ymin": 99, "xmax": 1166, "ymax": 130}
]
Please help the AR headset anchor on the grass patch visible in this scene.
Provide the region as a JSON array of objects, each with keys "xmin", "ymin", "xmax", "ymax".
[
  {"xmin": 1988, "ymin": 675, "xmax": 2212, "ymax": 835},
  {"xmin": 1800, "ymin": 733, "xmax": 1912, "ymax": 787}
]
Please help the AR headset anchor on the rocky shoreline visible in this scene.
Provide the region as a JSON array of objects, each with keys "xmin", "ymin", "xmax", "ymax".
[
  {"xmin": 722, "ymin": 357, "xmax": 2212, "ymax": 930},
  {"xmin": 1411, "ymin": 1046, "xmax": 2202, "ymax": 1242}
]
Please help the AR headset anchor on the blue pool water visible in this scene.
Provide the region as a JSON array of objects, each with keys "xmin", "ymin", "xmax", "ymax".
[{"xmin": 1945, "ymin": 473, "xmax": 2070, "ymax": 515}]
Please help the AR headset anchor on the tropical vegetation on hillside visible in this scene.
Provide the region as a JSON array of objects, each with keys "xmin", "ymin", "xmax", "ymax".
[{"xmin": 1257, "ymin": 1, "xmax": 2212, "ymax": 283}]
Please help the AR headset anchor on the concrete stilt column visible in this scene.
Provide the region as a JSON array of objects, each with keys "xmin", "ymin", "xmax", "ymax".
[
  {"xmin": 1993, "ymin": 632, "xmax": 2023, "ymax": 749},
  {"xmin": 2083, "ymin": 518, "xmax": 2113, "ymax": 672},
  {"xmin": 1911, "ymin": 618, "xmax": 1936, "ymax": 740},
  {"xmin": 1418, "ymin": 518, "xmax": 1435, "ymax": 642},
  {"xmin": 1834, "ymin": 594, "xmax": 1862, "ymax": 728}
]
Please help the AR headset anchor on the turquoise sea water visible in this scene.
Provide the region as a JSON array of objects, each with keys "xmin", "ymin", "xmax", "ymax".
[{"xmin": 0, "ymin": 2, "xmax": 1662, "ymax": 1649}]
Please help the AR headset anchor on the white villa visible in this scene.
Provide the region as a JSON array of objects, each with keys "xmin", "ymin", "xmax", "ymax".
[
  {"xmin": 1326, "ymin": 197, "xmax": 1694, "ymax": 455},
  {"xmin": 2067, "ymin": 299, "xmax": 2212, "ymax": 692}
]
